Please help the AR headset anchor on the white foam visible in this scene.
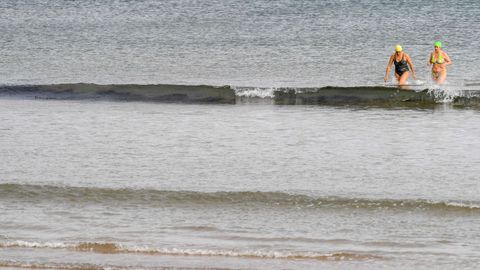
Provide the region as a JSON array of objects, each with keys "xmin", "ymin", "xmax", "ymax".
[
  {"xmin": 129, "ymin": 246, "xmax": 297, "ymax": 258},
  {"xmin": 1, "ymin": 240, "xmax": 71, "ymax": 249},
  {"xmin": 124, "ymin": 246, "xmax": 375, "ymax": 260},
  {"xmin": 426, "ymin": 84, "xmax": 462, "ymax": 103},
  {"xmin": 444, "ymin": 201, "xmax": 480, "ymax": 209},
  {"xmin": 0, "ymin": 240, "xmax": 375, "ymax": 260},
  {"xmin": 412, "ymin": 80, "xmax": 425, "ymax": 86},
  {"xmin": 232, "ymin": 86, "xmax": 276, "ymax": 98}
]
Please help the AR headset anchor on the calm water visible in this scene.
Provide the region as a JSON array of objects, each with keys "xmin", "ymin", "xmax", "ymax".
[{"xmin": 1, "ymin": 0, "xmax": 480, "ymax": 269}]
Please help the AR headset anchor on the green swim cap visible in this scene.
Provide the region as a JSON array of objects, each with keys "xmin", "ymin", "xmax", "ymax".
[{"xmin": 434, "ymin": 41, "xmax": 442, "ymax": 48}]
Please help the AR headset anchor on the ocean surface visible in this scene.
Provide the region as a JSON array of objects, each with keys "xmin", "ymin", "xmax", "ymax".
[{"xmin": 1, "ymin": 1, "xmax": 480, "ymax": 270}]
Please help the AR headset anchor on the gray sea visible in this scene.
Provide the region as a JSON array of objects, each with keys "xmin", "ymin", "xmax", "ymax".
[{"xmin": 1, "ymin": 1, "xmax": 480, "ymax": 269}]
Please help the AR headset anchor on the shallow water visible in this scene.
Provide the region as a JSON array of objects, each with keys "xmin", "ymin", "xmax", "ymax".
[{"xmin": 1, "ymin": 98, "xmax": 480, "ymax": 269}]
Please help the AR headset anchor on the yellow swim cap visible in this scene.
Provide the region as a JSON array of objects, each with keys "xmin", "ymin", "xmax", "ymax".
[{"xmin": 395, "ymin": 45, "xmax": 403, "ymax": 52}]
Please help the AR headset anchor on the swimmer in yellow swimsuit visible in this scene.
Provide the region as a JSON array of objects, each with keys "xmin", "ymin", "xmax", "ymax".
[{"xmin": 428, "ymin": 41, "xmax": 451, "ymax": 85}]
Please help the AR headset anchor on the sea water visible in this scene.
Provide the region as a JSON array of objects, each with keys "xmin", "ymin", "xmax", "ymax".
[
  {"xmin": 1, "ymin": 0, "xmax": 480, "ymax": 87},
  {"xmin": 1, "ymin": 1, "xmax": 480, "ymax": 269}
]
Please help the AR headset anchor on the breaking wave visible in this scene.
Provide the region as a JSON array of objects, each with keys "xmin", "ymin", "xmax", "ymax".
[
  {"xmin": 1, "ymin": 83, "xmax": 480, "ymax": 106},
  {"xmin": 0, "ymin": 240, "xmax": 380, "ymax": 261}
]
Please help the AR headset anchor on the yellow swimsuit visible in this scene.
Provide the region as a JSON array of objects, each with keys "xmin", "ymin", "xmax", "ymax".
[
  {"xmin": 431, "ymin": 53, "xmax": 444, "ymax": 64},
  {"xmin": 431, "ymin": 53, "xmax": 445, "ymax": 78}
]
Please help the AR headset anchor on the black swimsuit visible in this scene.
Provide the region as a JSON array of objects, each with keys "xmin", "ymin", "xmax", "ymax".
[{"xmin": 394, "ymin": 54, "xmax": 409, "ymax": 76}]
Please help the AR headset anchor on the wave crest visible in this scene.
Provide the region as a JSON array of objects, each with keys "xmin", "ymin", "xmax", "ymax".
[
  {"xmin": 0, "ymin": 83, "xmax": 235, "ymax": 104},
  {"xmin": 0, "ymin": 240, "xmax": 381, "ymax": 261},
  {"xmin": 1, "ymin": 183, "xmax": 479, "ymax": 212},
  {"xmin": 2, "ymin": 83, "xmax": 480, "ymax": 105}
]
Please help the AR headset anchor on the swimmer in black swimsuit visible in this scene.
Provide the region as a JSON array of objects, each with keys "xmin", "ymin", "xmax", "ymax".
[{"xmin": 384, "ymin": 45, "xmax": 417, "ymax": 85}]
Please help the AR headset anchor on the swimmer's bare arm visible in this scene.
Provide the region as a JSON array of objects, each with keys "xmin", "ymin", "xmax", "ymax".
[
  {"xmin": 443, "ymin": 52, "xmax": 452, "ymax": 66},
  {"xmin": 384, "ymin": 54, "xmax": 394, "ymax": 82},
  {"xmin": 405, "ymin": 54, "xmax": 417, "ymax": 80}
]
